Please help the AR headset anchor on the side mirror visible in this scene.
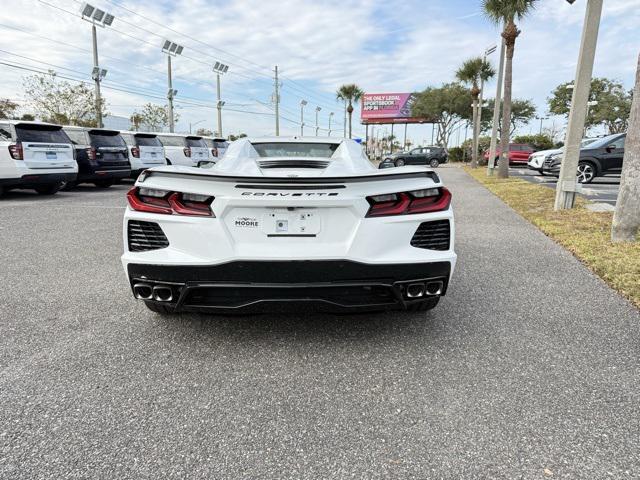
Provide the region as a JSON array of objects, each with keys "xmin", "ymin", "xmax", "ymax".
[
  {"xmin": 605, "ymin": 145, "xmax": 615, "ymax": 153},
  {"xmin": 197, "ymin": 160, "xmax": 216, "ymax": 169}
]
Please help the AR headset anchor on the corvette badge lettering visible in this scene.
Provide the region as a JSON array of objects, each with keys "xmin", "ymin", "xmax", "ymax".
[{"xmin": 241, "ymin": 192, "xmax": 339, "ymax": 197}]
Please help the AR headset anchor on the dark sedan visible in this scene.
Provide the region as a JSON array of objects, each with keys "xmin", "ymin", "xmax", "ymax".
[
  {"xmin": 542, "ymin": 133, "xmax": 625, "ymax": 183},
  {"xmin": 379, "ymin": 146, "xmax": 448, "ymax": 169}
]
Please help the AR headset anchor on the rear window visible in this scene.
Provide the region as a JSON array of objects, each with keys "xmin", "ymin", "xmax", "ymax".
[
  {"xmin": 158, "ymin": 135, "xmax": 186, "ymax": 147},
  {"xmin": 15, "ymin": 125, "xmax": 70, "ymax": 143},
  {"xmin": 135, "ymin": 135, "xmax": 161, "ymax": 147},
  {"xmin": 186, "ymin": 137, "xmax": 206, "ymax": 148},
  {"xmin": 252, "ymin": 142, "xmax": 339, "ymax": 158},
  {"xmin": 214, "ymin": 141, "xmax": 229, "ymax": 148},
  {"xmin": 64, "ymin": 129, "xmax": 87, "ymax": 145},
  {"xmin": 89, "ymin": 131, "xmax": 126, "ymax": 148},
  {"xmin": 0, "ymin": 123, "xmax": 12, "ymax": 141}
]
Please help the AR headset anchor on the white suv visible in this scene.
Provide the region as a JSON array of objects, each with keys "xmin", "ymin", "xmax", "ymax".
[
  {"xmin": 120, "ymin": 132, "xmax": 166, "ymax": 178},
  {"xmin": 0, "ymin": 120, "xmax": 77, "ymax": 195},
  {"xmin": 203, "ymin": 137, "xmax": 229, "ymax": 162},
  {"xmin": 157, "ymin": 133, "xmax": 209, "ymax": 167}
]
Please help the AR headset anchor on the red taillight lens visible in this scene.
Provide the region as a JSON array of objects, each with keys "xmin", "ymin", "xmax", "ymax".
[
  {"xmin": 366, "ymin": 188, "xmax": 451, "ymax": 217},
  {"xmin": 127, "ymin": 188, "xmax": 214, "ymax": 217},
  {"xmin": 131, "ymin": 146, "xmax": 140, "ymax": 158},
  {"xmin": 168, "ymin": 192, "xmax": 213, "ymax": 216},
  {"xmin": 183, "ymin": 146, "xmax": 191, "ymax": 157},
  {"xmin": 8, "ymin": 143, "xmax": 23, "ymax": 160},
  {"xmin": 87, "ymin": 146, "xmax": 97, "ymax": 160},
  {"xmin": 211, "ymin": 147, "xmax": 218, "ymax": 157}
]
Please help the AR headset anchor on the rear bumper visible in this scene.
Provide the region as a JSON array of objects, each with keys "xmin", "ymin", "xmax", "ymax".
[
  {"xmin": 77, "ymin": 168, "xmax": 131, "ymax": 182},
  {"xmin": 0, "ymin": 172, "xmax": 77, "ymax": 188},
  {"xmin": 127, "ymin": 260, "xmax": 452, "ymax": 312}
]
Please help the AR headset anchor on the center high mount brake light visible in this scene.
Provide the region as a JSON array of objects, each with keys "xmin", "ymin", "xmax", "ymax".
[{"xmin": 127, "ymin": 187, "xmax": 214, "ymax": 217}]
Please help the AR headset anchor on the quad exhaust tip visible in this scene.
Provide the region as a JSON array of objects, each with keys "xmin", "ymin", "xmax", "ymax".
[
  {"xmin": 403, "ymin": 281, "xmax": 444, "ymax": 299},
  {"xmin": 153, "ymin": 285, "xmax": 173, "ymax": 302},
  {"xmin": 133, "ymin": 283, "xmax": 153, "ymax": 300}
]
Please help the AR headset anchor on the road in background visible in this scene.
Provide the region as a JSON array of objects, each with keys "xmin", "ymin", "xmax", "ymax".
[
  {"xmin": 509, "ymin": 166, "xmax": 621, "ymax": 206},
  {"xmin": 0, "ymin": 169, "xmax": 638, "ymax": 478}
]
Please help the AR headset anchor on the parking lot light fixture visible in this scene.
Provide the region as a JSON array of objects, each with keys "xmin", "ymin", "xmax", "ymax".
[
  {"xmin": 328, "ymin": 112, "xmax": 334, "ymax": 136},
  {"xmin": 162, "ymin": 40, "xmax": 184, "ymax": 133},
  {"xmin": 80, "ymin": 3, "xmax": 115, "ymax": 128},
  {"xmin": 213, "ymin": 62, "xmax": 229, "ymax": 137},
  {"xmin": 315, "ymin": 106, "xmax": 322, "ymax": 136}
]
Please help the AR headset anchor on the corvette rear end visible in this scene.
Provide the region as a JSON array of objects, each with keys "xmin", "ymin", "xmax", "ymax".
[{"xmin": 121, "ymin": 138, "xmax": 456, "ymax": 314}]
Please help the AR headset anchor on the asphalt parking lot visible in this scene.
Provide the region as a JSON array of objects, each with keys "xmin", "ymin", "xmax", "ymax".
[
  {"xmin": 1, "ymin": 168, "xmax": 639, "ymax": 479},
  {"xmin": 509, "ymin": 166, "xmax": 621, "ymax": 206}
]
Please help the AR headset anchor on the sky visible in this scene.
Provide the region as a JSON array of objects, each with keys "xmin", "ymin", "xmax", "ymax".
[{"xmin": 0, "ymin": 0, "xmax": 638, "ymax": 146}]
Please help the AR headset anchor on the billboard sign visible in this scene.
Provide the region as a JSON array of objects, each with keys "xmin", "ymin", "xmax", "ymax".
[{"xmin": 361, "ymin": 93, "xmax": 429, "ymax": 124}]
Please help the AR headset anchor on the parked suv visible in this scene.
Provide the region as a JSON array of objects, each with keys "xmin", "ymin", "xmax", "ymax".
[
  {"xmin": 203, "ymin": 137, "xmax": 229, "ymax": 162},
  {"xmin": 63, "ymin": 127, "xmax": 131, "ymax": 187},
  {"xmin": 542, "ymin": 133, "xmax": 625, "ymax": 183},
  {"xmin": 379, "ymin": 146, "xmax": 448, "ymax": 169},
  {"xmin": 0, "ymin": 120, "xmax": 77, "ymax": 195},
  {"xmin": 483, "ymin": 143, "xmax": 534, "ymax": 165},
  {"xmin": 157, "ymin": 133, "xmax": 209, "ymax": 167},
  {"xmin": 120, "ymin": 131, "xmax": 166, "ymax": 178}
]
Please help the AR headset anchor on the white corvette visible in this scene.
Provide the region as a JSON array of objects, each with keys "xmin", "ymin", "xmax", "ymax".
[{"xmin": 121, "ymin": 137, "xmax": 456, "ymax": 314}]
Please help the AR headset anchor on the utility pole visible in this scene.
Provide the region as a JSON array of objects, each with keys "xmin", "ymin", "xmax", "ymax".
[
  {"xmin": 80, "ymin": 4, "xmax": 114, "ymax": 129},
  {"xmin": 343, "ymin": 99, "xmax": 347, "ymax": 138},
  {"xmin": 403, "ymin": 123, "xmax": 408, "ymax": 150},
  {"xmin": 328, "ymin": 112, "xmax": 334, "ymax": 136},
  {"xmin": 555, "ymin": 0, "xmax": 603, "ymax": 210},
  {"xmin": 315, "ymin": 106, "xmax": 321, "ymax": 136},
  {"xmin": 274, "ymin": 66, "xmax": 280, "ymax": 136},
  {"xmin": 476, "ymin": 44, "xmax": 496, "ymax": 163},
  {"xmin": 167, "ymin": 56, "xmax": 175, "ymax": 133},
  {"xmin": 162, "ymin": 39, "xmax": 184, "ymax": 133},
  {"xmin": 213, "ymin": 62, "xmax": 228, "ymax": 138},
  {"xmin": 487, "ymin": 37, "xmax": 506, "ymax": 176},
  {"xmin": 300, "ymin": 100, "xmax": 307, "ymax": 136},
  {"xmin": 91, "ymin": 25, "xmax": 103, "ymax": 128}
]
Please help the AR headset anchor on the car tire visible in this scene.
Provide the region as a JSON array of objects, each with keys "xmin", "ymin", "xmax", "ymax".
[
  {"xmin": 429, "ymin": 159, "xmax": 440, "ymax": 168},
  {"xmin": 395, "ymin": 159, "xmax": 405, "ymax": 167},
  {"xmin": 576, "ymin": 161, "xmax": 596, "ymax": 184},
  {"xmin": 144, "ymin": 301, "xmax": 176, "ymax": 315},
  {"xmin": 94, "ymin": 180, "xmax": 114, "ymax": 188},
  {"xmin": 406, "ymin": 297, "xmax": 439, "ymax": 312},
  {"xmin": 34, "ymin": 183, "xmax": 61, "ymax": 195}
]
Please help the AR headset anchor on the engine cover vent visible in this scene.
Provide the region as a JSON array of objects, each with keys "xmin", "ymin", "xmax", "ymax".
[
  {"xmin": 410, "ymin": 220, "xmax": 450, "ymax": 251},
  {"xmin": 128, "ymin": 220, "xmax": 169, "ymax": 252}
]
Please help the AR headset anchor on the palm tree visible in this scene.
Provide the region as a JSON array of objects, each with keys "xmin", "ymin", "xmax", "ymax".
[
  {"xmin": 456, "ymin": 57, "xmax": 495, "ymax": 168},
  {"xmin": 483, "ymin": 0, "xmax": 537, "ymax": 178},
  {"xmin": 336, "ymin": 84, "xmax": 364, "ymax": 139},
  {"xmin": 612, "ymin": 53, "xmax": 640, "ymax": 242}
]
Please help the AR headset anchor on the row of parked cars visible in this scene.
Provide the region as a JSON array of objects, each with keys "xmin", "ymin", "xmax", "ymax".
[{"xmin": 0, "ymin": 120, "xmax": 229, "ymax": 195}]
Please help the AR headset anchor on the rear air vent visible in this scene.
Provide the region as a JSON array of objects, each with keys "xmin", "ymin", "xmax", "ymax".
[
  {"xmin": 128, "ymin": 220, "xmax": 169, "ymax": 252},
  {"xmin": 258, "ymin": 160, "xmax": 330, "ymax": 169},
  {"xmin": 410, "ymin": 220, "xmax": 450, "ymax": 251}
]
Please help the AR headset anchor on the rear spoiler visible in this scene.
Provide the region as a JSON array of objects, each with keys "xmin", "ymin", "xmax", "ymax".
[{"xmin": 138, "ymin": 170, "xmax": 440, "ymax": 185}]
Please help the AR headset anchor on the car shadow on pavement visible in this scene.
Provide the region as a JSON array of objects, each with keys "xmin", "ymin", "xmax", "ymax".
[{"xmin": 145, "ymin": 305, "xmax": 448, "ymax": 346}]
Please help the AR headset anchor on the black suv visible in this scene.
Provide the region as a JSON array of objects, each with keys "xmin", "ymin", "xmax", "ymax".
[
  {"xmin": 379, "ymin": 146, "xmax": 448, "ymax": 169},
  {"xmin": 63, "ymin": 127, "xmax": 131, "ymax": 187},
  {"xmin": 542, "ymin": 133, "xmax": 625, "ymax": 183}
]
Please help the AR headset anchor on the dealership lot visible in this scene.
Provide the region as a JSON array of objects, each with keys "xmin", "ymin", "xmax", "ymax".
[
  {"xmin": 1, "ymin": 168, "xmax": 639, "ymax": 478},
  {"xmin": 510, "ymin": 166, "xmax": 621, "ymax": 206}
]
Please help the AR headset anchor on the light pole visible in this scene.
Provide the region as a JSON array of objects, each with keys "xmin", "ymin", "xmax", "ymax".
[
  {"xmin": 343, "ymin": 99, "xmax": 347, "ymax": 138},
  {"xmin": 300, "ymin": 100, "xmax": 307, "ymax": 136},
  {"xmin": 487, "ymin": 37, "xmax": 506, "ymax": 175},
  {"xmin": 161, "ymin": 39, "xmax": 184, "ymax": 133},
  {"xmin": 328, "ymin": 112, "xmax": 334, "ymax": 136},
  {"xmin": 536, "ymin": 116, "xmax": 549, "ymax": 135},
  {"xmin": 273, "ymin": 65, "xmax": 280, "ymax": 136},
  {"xmin": 475, "ymin": 44, "xmax": 497, "ymax": 163},
  {"xmin": 315, "ymin": 106, "xmax": 321, "ymax": 136},
  {"xmin": 80, "ymin": 3, "xmax": 114, "ymax": 128},
  {"xmin": 213, "ymin": 62, "xmax": 229, "ymax": 137}
]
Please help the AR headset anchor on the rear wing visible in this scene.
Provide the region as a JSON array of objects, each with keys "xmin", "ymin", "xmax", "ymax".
[{"xmin": 138, "ymin": 169, "xmax": 440, "ymax": 185}]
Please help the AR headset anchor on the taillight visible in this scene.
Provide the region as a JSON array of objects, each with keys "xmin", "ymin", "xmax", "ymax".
[
  {"xmin": 183, "ymin": 146, "xmax": 191, "ymax": 157},
  {"xmin": 8, "ymin": 142, "xmax": 23, "ymax": 160},
  {"xmin": 87, "ymin": 146, "xmax": 97, "ymax": 161},
  {"xmin": 131, "ymin": 146, "xmax": 140, "ymax": 158},
  {"xmin": 127, "ymin": 187, "xmax": 214, "ymax": 217},
  {"xmin": 366, "ymin": 187, "xmax": 451, "ymax": 217},
  {"xmin": 211, "ymin": 147, "xmax": 218, "ymax": 157}
]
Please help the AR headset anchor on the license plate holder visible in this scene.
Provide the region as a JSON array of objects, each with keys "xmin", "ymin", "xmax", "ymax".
[
  {"xmin": 46, "ymin": 151, "xmax": 57, "ymax": 160},
  {"xmin": 261, "ymin": 209, "xmax": 320, "ymax": 236}
]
